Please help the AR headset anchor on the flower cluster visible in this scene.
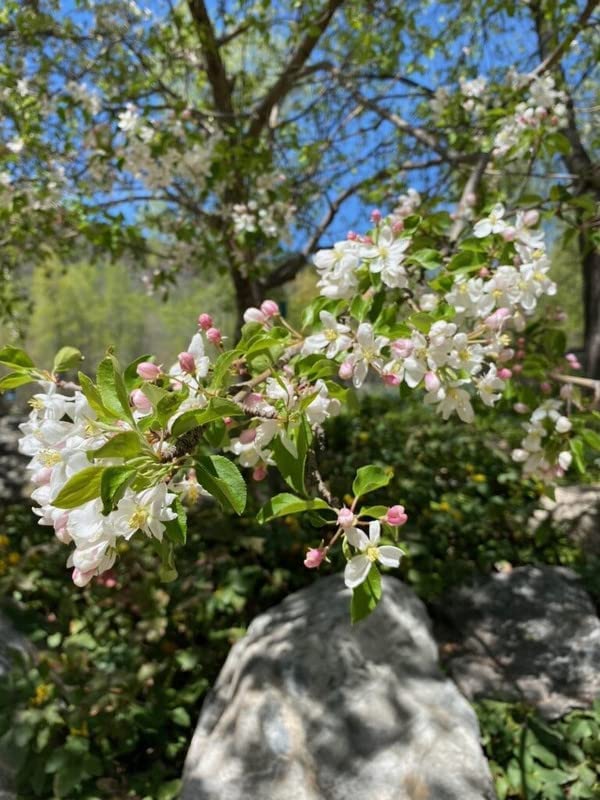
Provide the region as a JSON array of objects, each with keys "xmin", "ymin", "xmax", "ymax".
[{"xmin": 511, "ymin": 400, "xmax": 573, "ymax": 480}]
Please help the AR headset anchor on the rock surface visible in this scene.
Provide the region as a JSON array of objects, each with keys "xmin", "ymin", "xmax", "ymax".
[
  {"xmin": 0, "ymin": 614, "xmax": 32, "ymax": 800},
  {"xmin": 0, "ymin": 413, "xmax": 28, "ymax": 503},
  {"xmin": 532, "ymin": 485, "xmax": 600, "ymax": 556},
  {"xmin": 437, "ymin": 566, "xmax": 600, "ymax": 719},
  {"xmin": 182, "ymin": 575, "xmax": 495, "ymax": 800}
]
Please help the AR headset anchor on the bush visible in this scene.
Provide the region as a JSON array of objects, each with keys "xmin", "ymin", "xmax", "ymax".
[{"xmin": 0, "ymin": 395, "xmax": 596, "ymax": 798}]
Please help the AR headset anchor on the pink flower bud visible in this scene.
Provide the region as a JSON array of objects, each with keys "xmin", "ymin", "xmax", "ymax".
[
  {"xmin": 392, "ymin": 220, "xmax": 404, "ymax": 234},
  {"xmin": 243, "ymin": 307, "xmax": 267, "ymax": 324},
  {"xmin": 338, "ymin": 360, "xmax": 354, "ymax": 380},
  {"xmin": 223, "ymin": 416, "xmax": 233, "ymax": 426},
  {"xmin": 383, "ymin": 372, "xmax": 401, "ymax": 386},
  {"xmin": 136, "ymin": 361, "xmax": 161, "ymax": 381},
  {"xmin": 516, "ymin": 349, "xmax": 526, "ymax": 360},
  {"xmin": 72, "ymin": 568, "xmax": 95, "ymax": 587},
  {"xmin": 206, "ymin": 327, "xmax": 222, "ymax": 345},
  {"xmin": 517, "ymin": 337, "xmax": 526, "ymax": 346},
  {"xmin": 501, "ymin": 226, "xmax": 516, "ymax": 242},
  {"xmin": 252, "ymin": 465, "xmax": 267, "ymax": 482},
  {"xmin": 498, "ymin": 367, "xmax": 513, "ymax": 380},
  {"xmin": 347, "ymin": 230, "xmax": 358, "ymax": 240},
  {"xmin": 260, "ymin": 299, "xmax": 279, "ymax": 318},
  {"xmin": 540, "ymin": 381, "xmax": 552, "ymax": 394},
  {"xmin": 512, "ymin": 363, "xmax": 523, "ymax": 374},
  {"xmin": 370, "ymin": 209, "xmax": 382, "ymax": 223},
  {"xmin": 239, "ymin": 428, "xmax": 257, "ymax": 444},
  {"xmin": 198, "ymin": 313, "xmax": 213, "ymax": 330},
  {"xmin": 178, "ymin": 351, "xmax": 196, "ymax": 373},
  {"xmin": 424, "ymin": 371, "xmax": 441, "ymax": 392},
  {"xmin": 484, "ymin": 308, "xmax": 511, "ymax": 330},
  {"xmin": 523, "ymin": 209, "xmax": 539, "ymax": 227},
  {"xmin": 245, "ymin": 392, "xmax": 264, "ymax": 410},
  {"xmin": 130, "ymin": 388, "xmax": 152, "ymax": 412},
  {"xmin": 304, "ymin": 547, "xmax": 326, "ymax": 569},
  {"xmin": 391, "ymin": 338, "xmax": 413, "ymax": 359},
  {"xmin": 338, "ymin": 507, "xmax": 355, "ymax": 528},
  {"xmin": 479, "ymin": 266, "xmax": 490, "ymax": 278},
  {"xmin": 385, "ymin": 505, "xmax": 408, "ymax": 527},
  {"xmin": 358, "ymin": 235, "xmax": 373, "ymax": 244},
  {"xmin": 513, "ymin": 402, "xmax": 529, "ymax": 414}
]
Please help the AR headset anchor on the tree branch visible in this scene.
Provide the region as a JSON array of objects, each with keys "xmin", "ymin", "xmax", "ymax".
[
  {"xmin": 187, "ymin": 0, "xmax": 234, "ymax": 117},
  {"xmin": 247, "ymin": 0, "xmax": 345, "ymax": 138}
]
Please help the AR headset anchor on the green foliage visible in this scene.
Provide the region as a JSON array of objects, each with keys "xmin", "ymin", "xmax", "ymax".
[
  {"xmin": 477, "ymin": 700, "xmax": 600, "ymax": 799},
  {"xmin": 351, "ymin": 566, "xmax": 382, "ymax": 624}
]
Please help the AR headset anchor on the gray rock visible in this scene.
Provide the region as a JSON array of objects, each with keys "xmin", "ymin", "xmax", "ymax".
[
  {"xmin": 182, "ymin": 575, "xmax": 495, "ymax": 800},
  {"xmin": 0, "ymin": 614, "xmax": 32, "ymax": 800},
  {"xmin": 437, "ymin": 566, "xmax": 600, "ymax": 719},
  {"xmin": 531, "ymin": 485, "xmax": 600, "ymax": 556}
]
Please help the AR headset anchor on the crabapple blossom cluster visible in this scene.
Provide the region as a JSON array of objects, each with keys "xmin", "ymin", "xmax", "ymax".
[
  {"xmin": 3, "ymin": 196, "xmax": 589, "ymax": 620},
  {"xmin": 492, "ymin": 75, "xmax": 568, "ymax": 158},
  {"xmin": 511, "ymin": 400, "xmax": 573, "ymax": 480}
]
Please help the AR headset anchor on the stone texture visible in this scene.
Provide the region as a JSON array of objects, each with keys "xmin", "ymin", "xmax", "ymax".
[
  {"xmin": 0, "ymin": 614, "xmax": 32, "ymax": 800},
  {"xmin": 182, "ymin": 575, "xmax": 495, "ymax": 800},
  {"xmin": 0, "ymin": 413, "xmax": 28, "ymax": 504},
  {"xmin": 531, "ymin": 485, "xmax": 600, "ymax": 556},
  {"xmin": 437, "ymin": 566, "xmax": 600, "ymax": 719}
]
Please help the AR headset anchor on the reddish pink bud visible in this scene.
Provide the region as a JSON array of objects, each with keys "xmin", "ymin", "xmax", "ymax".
[
  {"xmin": 130, "ymin": 388, "xmax": 152, "ymax": 412},
  {"xmin": 484, "ymin": 308, "xmax": 511, "ymax": 330},
  {"xmin": 391, "ymin": 338, "xmax": 413, "ymax": 359},
  {"xmin": 392, "ymin": 220, "xmax": 404, "ymax": 234},
  {"xmin": 502, "ymin": 226, "xmax": 516, "ymax": 242},
  {"xmin": 206, "ymin": 327, "xmax": 222, "ymax": 345},
  {"xmin": 358, "ymin": 235, "xmax": 373, "ymax": 244},
  {"xmin": 523, "ymin": 209, "xmax": 539, "ymax": 227},
  {"xmin": 198, "ymin": 313, "xmax": 213, "ymax": 330},
  {"xmin": 103, "ymin": 576, "xmax": 117, "ymax": 589},
  {"xmin": 512, "ymin": 363, "xmax": 523, "ymax": 374},
  {"xmin": 243, "ymin": 307, "xmax": 267, "ymax": 324},
  {"xmin": 304, "ymin": 547, "xmax": 326, "ymax": 569},
  {"xmin": 516, "ymin": 349, "xmax": 526, "ymax": 360},
  {"xmin": 479, "ymin": 266, "xmax": 490, "ymax": 278},
  {"xmin": 347, "ymin": 230, "xmax": 358, "ymax": 240},
  {"xmin": 517, "ymin": 337, "xmax": 526, "ymax": 346},
  {"xmin": 370, "ymin": 209, "xmax": 382, "ymax": 223},
  {"xmin": 245, "ymin": 393, "xmax": 264, "ymax": 410},
  {"xmin": 239, "ymin": 428, "xmax": 257, "ymax": 444},
  {"xmin": 383, "ymin": 372, "xmax": 401, "ymax": 386},
  {"xmin": 252, "ymin": 465, "xmax": 267, "ymax": 481},
  {"xmin": 260, "ymin": 299, "xmax": 279, "ymax": 318},
  {"xmin": 337, "ymin": 507, "xmax": 355, "ymax": 528},
  {"xmin": 136, "ymin": 361, "xmax": 161, "ymax": 381},
  {"xmin": 385, "ymin": 505, "xmax": 408, "ymax": 527},
  {"xmin": 178, "ymin": 351, "xmax": 196, "ymax": 373},
  {"xmin": 424, "ymin": 371, "xmax": 441, "ymax": 392},
  {"xmin": 338, "ymin": 360, "xmax": 354, "ymax": 380},
  {"xmin": 540, "ymin": 381, "xmax": 552, "ymax": 394},
  {"xmin": 498, "ymin": 367, "xmax": 512, "ymax": 380},
  {"xmin": 513, "ymin": 402, "xmax": 529, "ymax": 414},
  {"xmin": 223, "ymin": 416, "xmax": 233, "ymax": 426}
]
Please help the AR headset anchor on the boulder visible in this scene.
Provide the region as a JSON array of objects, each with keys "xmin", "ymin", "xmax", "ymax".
[
  {"xmin": 437, "ymin": 566, "xmax": 600, "ymax": 719},
  {"xmin": 531, "ymin": 485, "xmax": 600, "ymax": 556},
  {"xmin": 182, "ymin": 575, "xmax": 495, "ymax": 800}
]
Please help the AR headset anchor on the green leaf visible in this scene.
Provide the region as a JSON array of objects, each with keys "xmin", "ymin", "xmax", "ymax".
[
  {"xmin": 52, "ymin": 466, "xmax": 105, "ymax": 509},
  {"xmin": 570, "ymin": 438, "xmax": 586, "ymax": 474},
  {"xmin": 581, "ymin": 429, "xmax": 600, "ymax": 453},
  {"xmin": 359, "ymin": 505, "xmax": 388, "ymax": 518},
  {"xmin": 352, "ymin": 464, "xmax": 393, "ymax": 498},
  {"xmin": 171, "ymin": 397, "xmax": 244, "ymax": 437},
  {"xmin": 195, "ymin": 455, "xmax": 247, "ymax": 514},
  {"xmin": 0, "ymin": 345, "xmax": 34, "ymax": 369},
  {"xmin": 78, "ymin": 371, "xmax": 116, "ymax": 420},
  {"xmin": 100, "ymin": 466, "xmax": 137, "ymax": 515},
  {"xmin": 409, "ymin": 248, "xmax": 442, "ymax": 270},
  {"xmin": 209, "ymin": 348, "xmax": 243, "ymax": 390},
  {"xmin": 97, "ymin": 355, "xmax": 134, "ymax": 423},
  {"xmin": 351, "ymin": 566, "xmax": 382, "ymax": 624},
  {"xmin": 170, "ymin": 707, "xmax": 191, "ymax": 727},
  {"xmin": 91, "ymin": 431, "xmax": 144, "ymax": 460},
  {"xmin": 0, "ymin": 371, "xmax": 35, "ymax": 390},
  {"xmin": 52, "ymin": 347, "xmax": 83, "ymax": 373},
  {"xmin": 163, "ymin": 497, "xmax": 187, "ymax": 545},
  {"xmin": 155, "ymin": 391, "xmax": 187, "ymax": 428},
  {"xmin": 153, "ymin": 538, "xmax": 178, "ymax": 582},
  {"xmin": 123, "ymin": 354, "xmax": 153, "ymax": 391},
  {"xmin": 271, "ymin": 419, "xmax": 311, "ymax": 495},
  {"xmin": 257, "ymin": 493, "xmax": 331, "ymax": 524}
]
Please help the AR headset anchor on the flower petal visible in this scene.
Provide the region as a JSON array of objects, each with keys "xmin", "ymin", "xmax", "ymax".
[
  {"xmin": 377, "ymin": 545, "xmax": 403, "ymax": 568},
  {"xmin": 368, "ymin": 520, "xmax": 381, "ymax": 545},
  {"xmin": 344, "ymin": 555, "xmax": 372, "ymax": 588},
  {"xmin": 345, "ymin": 526, "xmax": 369, "ymax": 550}
]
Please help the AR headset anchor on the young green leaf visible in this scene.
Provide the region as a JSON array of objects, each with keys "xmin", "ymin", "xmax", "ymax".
[
  {"xmin": 0, "ymin": 345, "xmax": 34, "ymax": 370},
  {"xmin": 271, "ymin": 419, "xmax": 311, "ymax": 495},
  {"xmin": 195, "ymin": 455, "xmax": 247, "ymax": 515},
  {"xmin": 100, "ymin": 466, "xmax": 137, "ymax": 515},
  {"xmin": 91, "ymin": 431, "xmax": 144, "ymax": 461},
  {"xmin": 78, "ymin": 372, "xmax": 117, "ymax": 420},
  {"xmin": 52, "ymin": 347, "xmax": 83, "ymax": 373},
  {"xmin": 352, "ymin": 465, "xmax": 393, "ymax": 499},
  {"xmin": 0, "ymin": 371, "xmax": 35, "ymax": 390},
  {"xmin": 170, "ymin": 397, "xmax": 244, "ymax": 437},
  {"xmin": 97, "ymin": 355, "xmax": 134, "ymax": 423},
  {"xmin": 351, "ymin": 566, "xmax": 382, "ymax": 624},
  {"xmin": 257, "ymin": 493, "xmax": 331, "ymax": 524},
  {"xmin": 163, "ymin": 497, "xmax": 187, "ymax": 545},
  {"xmin": 53, "ymin": 466, "xmax": 105, "ymax": 509}
]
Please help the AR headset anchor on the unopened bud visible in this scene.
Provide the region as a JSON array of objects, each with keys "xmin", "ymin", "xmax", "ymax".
[
  {"xmin": 391, "ymin": 338, "xmax": 413, "ymax": 359},
  {"xmin": 338, "ymin": 508, "xmax": 355, "ymax": 528},
  {"xmin": 498, "ymin": 367, "xmax": 512, "ymax": 380},
  {"xmin": 198, "ymin": 313, "xmax": 213, "ymax": 330},
  {"xmin": 243, "ymin": 307, "xmax": 267, "ymax": 324},
  {"xmin": 304, "ymin": 547, "xmax": 326, "ymax": 569},
  {"xmin": 178, "ymin": 351, "xmax": 196, "ymax": 373},
  {"xmin": 206, "ymin": 327, "xmax": 222, "ymax": 345},
  {"xmin": 130, "ymin": 388, "xmax": 152, "ymax": 412},
  {"xmin": 338, "ymin": 360, "xmax": 354, "ymax": 380},
  {"xmin": 424, "ymin": 371, "xmax": 441, "ymax": 392},
  {"xmin": 260, "ymin": 299, "xmax": 279, "ymax": 318},
  {"xmin": 252, "ymin": 465, "xmax": 267, "ymax": 481},
  {"xmin": 523, "ymin": 209, "xmax": 539, "ymax": 227},
  {"xmin": 239, "ymin": 428, "xmax": 257, "ymax": 444},
  {"xmin": 136, "ymin": 361, "xmax": 161, "ymax": 381},
  {"xmin": 385, "ymin": 505, "xmax": 408, "ymax": 527},
  {"xmin": 370, "ymin": 209, "xmax": 382, "ymax": 223}
]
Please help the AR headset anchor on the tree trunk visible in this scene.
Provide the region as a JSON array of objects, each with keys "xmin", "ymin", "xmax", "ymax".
[
  {"xmin": 231, "ymin": 265, "xmax": 262, "ymax": 338},
  {"xmin": 581, "ymin": 234, "xmax": 600, "ymax": 378}
]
